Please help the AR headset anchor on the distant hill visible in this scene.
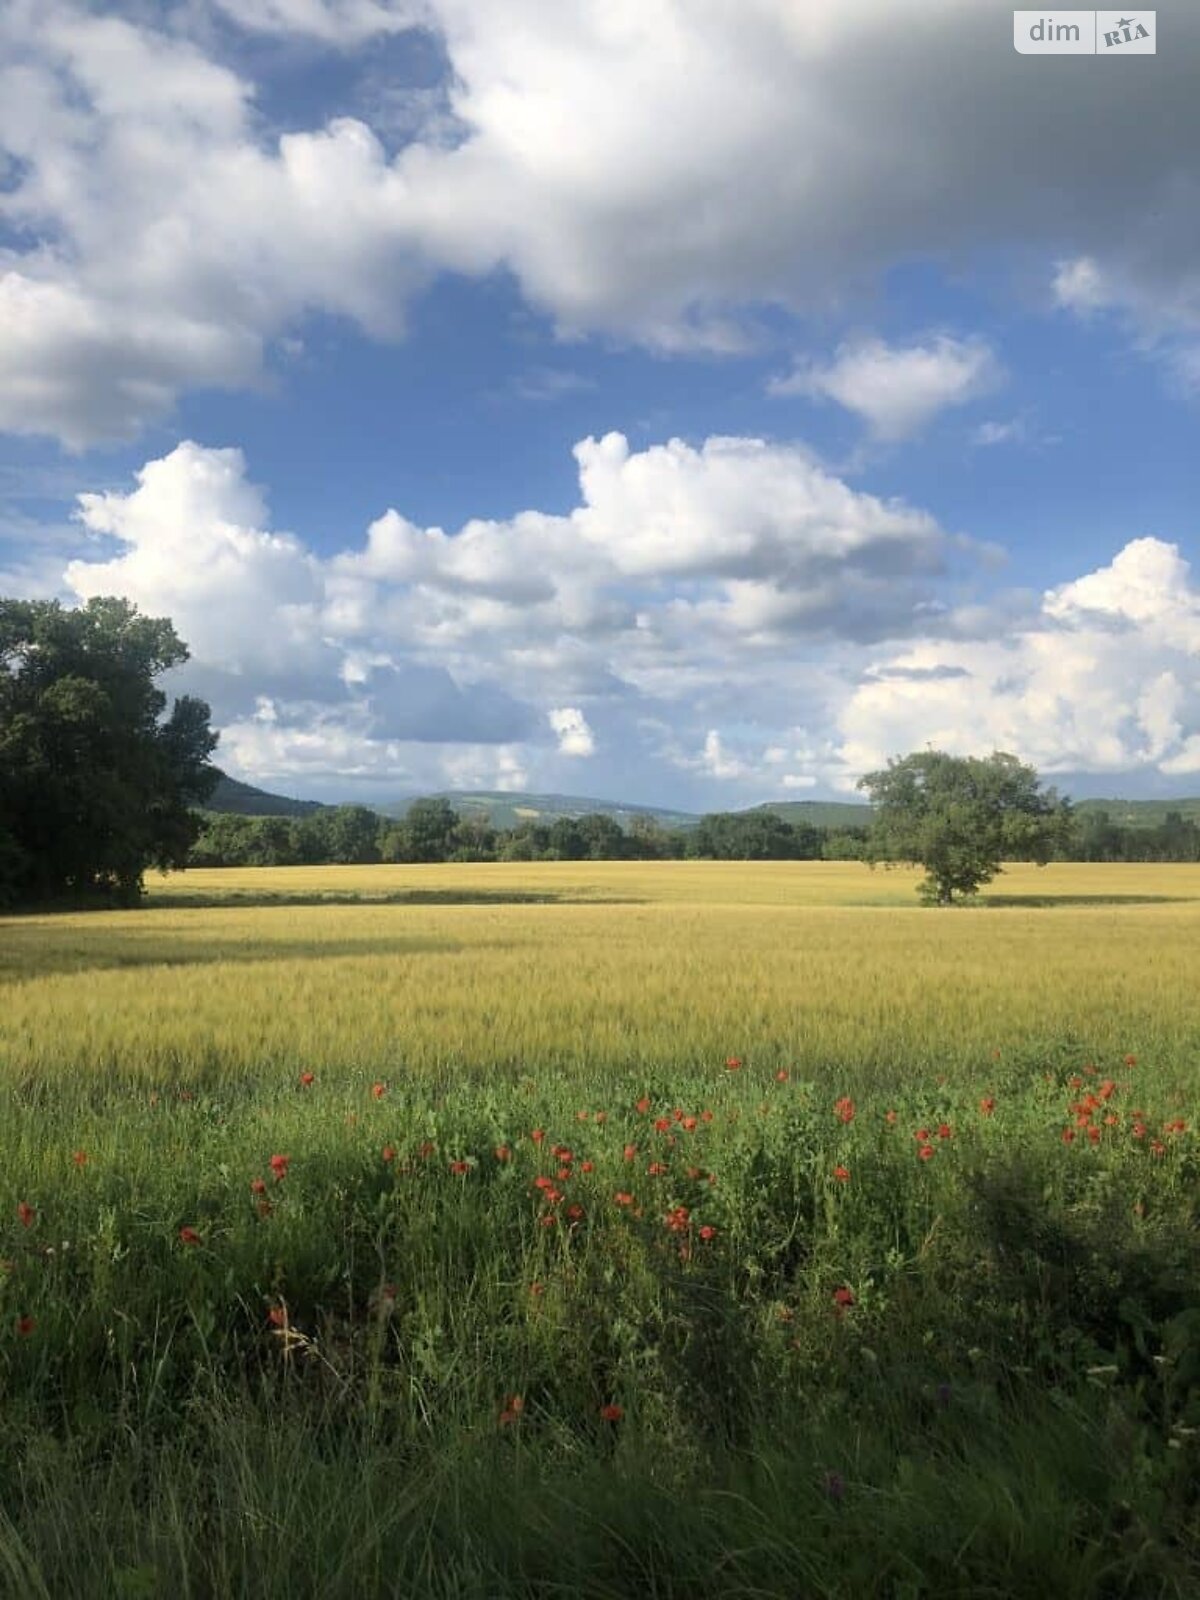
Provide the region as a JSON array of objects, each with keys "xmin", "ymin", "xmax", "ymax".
[
  {"xmin": 385, "ymin": 790, "xmax": 700, "ymax": 831},
  {"xmin": 749, "ymin": 799, "xmax": 873, "ymax": 830},
  {"xmin": 202, "ymin": 772, "xmax": 325, "ymax": 817},
  {"xmin": 1072, "ymin": 797, "xmax": 1200, "ymax": 829}
]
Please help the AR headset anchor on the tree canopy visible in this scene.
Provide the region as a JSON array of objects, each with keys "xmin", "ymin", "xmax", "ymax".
[
  {"xmin": 857, "ymin": 749, "xmax": 1072, "ymax": 904},
  {"xmin": 0, "ymin": 597, "xmax": 218, "ymax": 907}
]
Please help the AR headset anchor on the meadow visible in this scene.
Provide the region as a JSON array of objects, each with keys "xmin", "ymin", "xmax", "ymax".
[{"xmin": 1, "ymin": 861, "xmax": 1198, "ymax": 1597}]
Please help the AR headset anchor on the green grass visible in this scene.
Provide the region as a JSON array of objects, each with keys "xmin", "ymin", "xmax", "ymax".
[{"xmin": 1, "ymin": 862, "xmax": 1198, "ymax": 1596}]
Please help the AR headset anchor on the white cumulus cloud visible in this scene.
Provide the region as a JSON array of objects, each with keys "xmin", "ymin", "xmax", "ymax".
[{"xmin": 548, "ymin": 707, "xmax": 596, "ymax": 757}]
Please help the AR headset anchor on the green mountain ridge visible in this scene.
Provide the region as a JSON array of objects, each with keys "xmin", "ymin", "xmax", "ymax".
[{"xmin": 204, "ymin": 772, "xmax": 1200, "ymax": 832}]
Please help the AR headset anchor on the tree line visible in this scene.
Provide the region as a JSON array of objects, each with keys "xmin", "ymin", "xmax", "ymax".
[{"xmin": 189, "ymin": 795, "xmax": 1200, "ymax": 869}]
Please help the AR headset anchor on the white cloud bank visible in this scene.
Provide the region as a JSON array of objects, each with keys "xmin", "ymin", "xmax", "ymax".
[
  {"xmin": 39, "ymin": 435, "xmax": 1199, "ymax": 800},
  {"xmin": 2, "ymin": 0, "xmax": 1199, "ymax": 445},
  {"xmin": 771, "ymin": 337, "xmax": 1001, "ymax": 441}
]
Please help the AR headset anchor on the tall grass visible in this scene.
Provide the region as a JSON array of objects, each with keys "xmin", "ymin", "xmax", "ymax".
[{"xmin": 1, "ymin": 862, "xmax": 1198, "ymax": 1595}]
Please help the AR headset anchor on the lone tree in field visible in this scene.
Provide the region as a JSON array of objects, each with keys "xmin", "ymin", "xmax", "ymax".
[
  {"xmin": 857, "ymin": 749, "xmax": 1072, "ymax": 905},
  {"xmin": 0, "ymin": 596, "xmax": 218, "ymax": 907}
]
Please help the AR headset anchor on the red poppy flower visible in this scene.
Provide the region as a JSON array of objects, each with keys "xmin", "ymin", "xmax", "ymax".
[
  {"xmin": 494, "ymin": 1145, "xmax": 512, "ymax": 1162},
  {"xmin": 1132, "ymin": 1122, "xmax": 1147, "ymax": 1140},
  {"xmin": 418, "ymin": 1140, "xmax": 436, "ymax": 1158},
  {"xmin": 978, "ymin": 1097, "xmax": 996, "ymax": 1117},
  {"xmin": 16, "ymin": 1203, "xmax": 35, "ymax": 1229},
  {"xmin": 580, "ymin": 1160, "xmax": 594, "ymax": 1173},
  {"xmin": 256, "ymin": 1200, "xmax": 272, "ymax": 1218},
  {"xmin": 613, "ymin": 1191, "xmax": 634, "ymax": 1207},
  {"xmin": 299, "ymin": 1072, "xmax": 315, "ymax": 1088},
  {"xmin": 530, "ymin": 1129, "xmax": 545, "ymax": 1145},
  {"xmin": 539, "ymin": 1213, "xmax": 557, "ymax": 1228},
  {"xmin": 250, "ymin": 1177, "xmax": 267, "ymax": 1195},
  {"xmin": 914, "ymin": 1128, "xmax": 930, "ymax": 1143},
  {"xmin": 16, "ymin": 1315, "xmax": 35, "ymax": 1337},
  {"xmin": 647, "ymin": 1161, "xmax": 668, "ymax": 1177},
  {"xmin": 1124, "ymin": 1054, "xmax": 1137, "ymax": 1067},
  {"xmin": 776, "ymin": 1069, "xmax": 789, "ymax": 1082},
  {"xmin": 698, "ymin": 1224, "xmax": 716, "ymax": 1241},
  {"xmin": 576, "ymin": 1110, "xmax": 590, "ymax": 1122},
  {"xmin": 371, "ymin": 1082, "xmax": 386, "ymax": 1100},
  {"xmin": 832, "ymin": 1286, "xmax": 855, "ymax": 1308},
  {"xmin": 1061, "ymin": 1127, "xmax": 1076, "ymax": 1144},
  {"xmin": 269, "ymin": 1153, "xmax": 290, "ymax": 1181},
  {"xmin": 725, "ymin": 1057, "xmax": 743, "ymax": 1071},
  {"xmin": 700, "ymin": 1110, "xmax": 714, "ymax": 1123},
  {"xmin": 599, "ymin": 1403, "xmax": 624, "ymax": 1421},
  {"xmin": 529, "ymin": 1282, "xmax": 545, "ymax": 1296},
  {"xmin": 885, "ymin": 1109, "xmax": 898, "ymax": 1125},
  {"xmin": 833, "ymin": 1165, "xmax": 850, "ymax": 1183},
  {"xmin": 623, "ymin": 1143, "xmax": 637, "ymax": 1162},
  {"xmin": 653, "ymin": 1116, "xmax": 671, "ymax": 1133},
  {"xmin": 936, "ymin": 1123, "xmax": 952, "ymax": 1140},
  {"xmin": 594, "ymin": 1111, "xmax": 607, "ymax": 1125},
  {"xmin": 1087, "ymin": 1126, "xmax": 1101, "ymax": 1144},
  {"xmin": 268, "ymin": 1306, "xmax": 286, "ymax": 1328},
  {"xmin": 178, "ymin": 1226, "xmax": 202, "ymax": 1246},
  {"xmin": 566, "ymin": 1204, "xmax": 584, "ymax": 1222},
  {"xmin": 635, "ymin": 1096, "xmax": 651, "ymax": 1114},
  {"xmin": 382, "ymin": 1145, "xmax": 397, "ymax": 1164},
  {"xmin": 449, "ymin": 1159, "xmax": 471, "ymax": 1176},
  {"xmin": 73, "ymin": 1149, "xmax": 88, "ymax": 1168},
  {"xmin": 918, "ymin": 1144, "xmax": 934, "ymax": 1162},
  {"xmin": 834, "ymin": 1097, "xmax": 855, "ymax": 1124}
]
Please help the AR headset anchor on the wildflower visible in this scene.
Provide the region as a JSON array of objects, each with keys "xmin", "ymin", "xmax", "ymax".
[
  {"xmin": 16, "ymin": 1203, "xmax": 35, "ymax": 1229},
  {"xmin": 918, "ymin": 1144, "xmax": 935, "ymax": 1162},
  {"xmin": 936, "ymin": 1123, "xmax": 952, "ymax": 1140},
  {"xmin": 268, "ymin": 1306, "xmax": 286, "ymax": 1328},
  {"xmin": 1098, "ymin": 1079, "xmax": 1116, "ymax": 1101},
  {"xmin": 594, "ymin": 1112, "xmax": 607, "ymax": 1125},
  {"xmin": 647, "ymin": 1162, "xmax": 668, "ymax": 1177},
  {"xmin": 178, "ymin": 1226, "xmax": 202, "ymax": 1246},
  {"xmin": 834, "ymin": 1096, "xmax": 855, "ymax": 1124},
  {"xmin": 72, "ymin": 1150, "xmax": 88, "ymax": 1168},
  {"xmin": 664, "ymin": 1205, "xmax": 690, "ymax": 1233},
  {"xmin": 613, "ymin": 1191, "xmax": 634, "ymax": 1207},
  {"xmin": 566, "ymin": 1204, "xmax": 584, "ymax": 1223},
  {"xmin": 979, "ymin": 1097, "xmax": 996, "ymax": 1117},
  {"xmin": 1132, "ymin": 1122, "xmax": 1147, "ymax": 1140},
  {"xmin": 698, "ymin": 1224, "xmax": 717, "ymax": 1241},
  {"xmin": 1150, "ymin": 1140, "xmax": 1167, "ymax": 1158},
  {"xmin": 653, "ymin": 1116, "xmax": 671, "ymax": 1133},
  {"xmin": 1124, "ymin": 1054, "xmax": 1137, "ymax": 1067},
  {"xmin": 700, "ymin": 1110, "xmax": 714, "ymax": 1123},
  {"xmin": 533, "ymin": 1175, "xmax": 555, "ymax": 1192},
  {"xmin": 382, "ymin": 1145, "xmax": 397, "ymax": 1164},
  {"xmin": 1104, "ymin": 1114, "xmax": 1119, "ymax": 1127},
  {"xmin": 635, "ymin": 1096, "xmax": 651, "ymax": 1114},
  {"xmin": 256, "ymin": 1200, "xmax": 272, "ymax": 1218},
  {"xmin": 776, "ymin": 1069, "xmax": 790, "ymax": 1082},
  {"xmin": 682, "ymin": 1115, "xmax": 697, "ymax": 1132},
  {"xmin": 885, "ymin": 1109, "xmax": 898, "ymax": 1125},
  {"xmin": 494, "ymin": 1145, "xmax": 512, "ymax": 1162},
  {"xmin": 556, "ymin": 1167, "xmax": 572, "ymax": 1181},
  {"xmin": 580, "ymin": 1160, "xmax": 594, "ymax": 1174},
  {"xmin": 1164, "ymin": 1118, "xmax": 1187, "ymax": 1135},
  {"xmin": 1087, "ymin": 1126, "xmax": 1102, "ymax": 1145},
  {"xmin": 1061, "ymin": 1128, "xmax": 1076, "ymax": 1145},
  {"xmin": 725, "ymin": 1057, "xmax": 743, "ymax": 1071},
  {"xmin": 499, "ymin": 1395, "xmax": 524, "ymax": 1426},
  {"xmin": 576, "ymin": 1111, "xmax": 590, "ymax": 1122},
  {"xmin": 269, "ymin": 1153, "xmax": 290, "ymax": 1182},
  {"xmin": 914, "ymin": 1128, "xmax": 930, "ymax": 1143},
  {"xmin": 832, "ymin": 1287, "xmax": 855, "ymax": 1309},
  {"xmin": 530, "ymin": 1129, "xmax": 545, "ymax": 1145},
  {"xmin": 371, "ymin": 1082, "xmax": 386, "ymax": 1100},
  {"xmin": 449, "ymin": 1159, "xmax": 471, "ymax": 1176},
  {"xmin": 833, "ymin": 1165, "xmax": 850, "ymax": 1183},
  {"xmin": 599, "ymin": 1403, "xmax": 623, "ymax": 1422},
  {"xmin": 672, "ymin": 1109, "xmax": 684, "ymax": 1123},
  {"xmin": 250, "ymin": 1178, "xmax": 267, "ymax": 1195},
  {"xmin": 299, "ymin": 1072, "xmax": 315, "ymax": 1088},
  {"xmin": 529, "ymin": 1282, "xmax": 545, "ymax": 1296},
  {"xmin": 16, "ymin": 1315, "xmax": 35, "ymax": 1337},
  {"xmin": 418, "ymin": 1140, "xmax": 436, "ymax": 1159},
  {"xmin": 623, "ymin": 1144, "xmax": 637, "ymax": 1162}
]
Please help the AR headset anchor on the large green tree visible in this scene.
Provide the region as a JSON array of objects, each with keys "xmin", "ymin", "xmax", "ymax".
[
  {"xmin": 857, "ymin": 749, "xmax": 1072, "ymax": 904},
  {"xmin": 0, "ymin": 597, "xmax": 218, "ymax": 907}
]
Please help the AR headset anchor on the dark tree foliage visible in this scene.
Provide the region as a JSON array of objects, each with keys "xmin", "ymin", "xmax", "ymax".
[
  {"xmin": 858, "ymin": 749, "xmax": 1072, "ymax": 904},
  {"xmin": 0, "ymin": 597, "xmax": 218, "ymax": 907}
]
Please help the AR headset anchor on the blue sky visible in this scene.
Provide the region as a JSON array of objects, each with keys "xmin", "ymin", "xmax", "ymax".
[{"xmin": 2, "ymin": 1, "xmax": 1199, "ymax": 807}]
